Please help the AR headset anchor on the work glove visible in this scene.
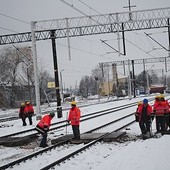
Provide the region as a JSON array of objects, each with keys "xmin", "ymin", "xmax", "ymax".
[
  {"xmin": 135, "ymin": 112, "xmax": 139, "ymax": 116},
  {"xmin": 44, "ymin": 125, "xmax": 49, "ymax": 131},
  {"xmin": 135, "ymin": 114, "xmax": 139, "ymax": 122},
  {"xmin": 151, "ymin": 113, "xmax": 155, "ymax": 120}
]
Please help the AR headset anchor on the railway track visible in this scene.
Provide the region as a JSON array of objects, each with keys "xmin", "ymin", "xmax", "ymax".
[
  {"xmin": 0, "ymin": 100, "xmax": 144, "ymax": 139},
  {"xmin": 40, "ymin": 121, "xmax": 134, "ymax": 170},
  {"xmin": 0, "ymin": 97, "xmax": 158, "ymax": 169},
  {"xmin": 0, "ymin": 99, "xmax": 112, "ymax": 123},
  {"xmin": 0, "ymin": 109, "xmax": 136, "ymax": 170},
  {"xmin": 0, "ymin": 96, "xmax": 152, "ymax": 123}
]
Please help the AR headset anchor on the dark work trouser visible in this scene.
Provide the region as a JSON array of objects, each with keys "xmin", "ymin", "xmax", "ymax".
[
  {"xmin": 164, "ymin": 114, "xmax": 170, "ymax": 129},
  {"xmin": 139, "ymin": 120, "xmax": 150, "ymax": 135},
  {"xmin": 72, "ymin": 125, "xmax": 80, "ymax": 139},
  {"xmin": 35, "ymin": 125, "xmax": 48, "ymax": 147},
  {"xmin": 156, "ymin": 116, "xmax": 165, "ymax": 133},
  {"xmin": 27, "ymin": 114, "xmax": 33, "ymax": 125},
  {"xmin": 21, "ymin": 117, "xmax": 27, "ymax": 126},
  {"xmin": 40, "ymin": 133, "xmax": 47, "ymax": 147}
]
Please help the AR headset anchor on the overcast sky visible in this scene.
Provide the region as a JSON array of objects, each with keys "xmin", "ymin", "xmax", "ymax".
[{"xmin": 0, "ymin": 0, "xmax": 170, "ymax": 88}]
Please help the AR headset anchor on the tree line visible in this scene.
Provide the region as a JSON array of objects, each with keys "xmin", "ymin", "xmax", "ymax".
[
  {"xmin": 0, "ymin": 46, "xmax": 55, "ymax": 108},
  {"xmin": 0, "ymin": 46, "xmax": 168, "ymax": 108}
]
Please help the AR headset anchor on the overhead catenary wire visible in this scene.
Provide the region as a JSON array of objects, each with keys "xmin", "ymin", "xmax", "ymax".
[
  {"xmin": 60, "ymin": 0, "xmax": 162, "ymax": 61},
  {"xmin": 144, "ymin": 32, "xmax": 168, "ymax": 51},
  {"xmin": 1, "ymin": 2, "xmax": 167, "ymax": 80},
  {"xmin": 0, "ymin": 13, "xmax": 112, "ymax": 67},
  {"xmin": 59, "ymin": 0, "xmax": 129, "ymax": 61},
  {"xmin": 42, "ymin": 39, "xmax": 101, "ymax": 76},
  {"xmin": 78, "ymin": 0, "xmax": 102, "ymax": 15},
  {"xmin": 77, "ymin": 0, "xmax": 170, "ymax": 65},
  {"xmin": 132, "ymin": 32, "xmax": 165, "ymax": 61},
  {"xmin": 0, "ymin": 26, "xmax": 18, "ymax": 34},
  {"xmin": 64, "ymin": 0, "xmax": 122, "ymax": 58},
  {"xmin": 0, "ymin": 11, "xmax": 107, "ymax": 70},
  {"xmin": 12, "ymin": 45, "xmax": 33, "ymax": 64},
  {"xmin": 0, "ymin": 12, "xmax": 30, "ymax": 25},
  {"xmin": 0, "ymin": 4, "xmax": 160, "ymax": 61}
]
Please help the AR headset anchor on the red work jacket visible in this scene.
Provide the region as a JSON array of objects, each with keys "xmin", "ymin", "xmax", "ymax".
[
  {"xmin": 153, "ymin": 101, "xmax": 169, "ymax": 115},
  {"xmin": 37, "ymin": 115, "xmax": 53, "ymax": 129},
  {"xmin": 19, "ymin": 106, "xmax": 26, "ymax": 118},
  {"xmin": 68, "ymin": 106, "xmax": 81, "ymax": 125},
  {"xmin": 164, "ymin": 100, "xmax": 170, "ymax": 114},
  {"xmin": 137, "ymin": 104, "xmax": 152, "ymax": 122},
  {"xmin": 24, "ymin": 104, "xmax": 34, "ymax": 115}
]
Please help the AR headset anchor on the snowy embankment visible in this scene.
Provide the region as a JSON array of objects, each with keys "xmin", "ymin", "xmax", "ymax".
[{"xmin": 0, "ymin": 95, "xmax": 170, "ymax": 170}]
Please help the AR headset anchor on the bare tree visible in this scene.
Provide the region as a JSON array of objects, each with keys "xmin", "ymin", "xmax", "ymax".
[
  {"xmin": 39, "ymin": 69, "xmax": 54, "ymax": 104},
  {"xmin": 0, "ymin": 46, "xmax": 33, "ymax": 107}
]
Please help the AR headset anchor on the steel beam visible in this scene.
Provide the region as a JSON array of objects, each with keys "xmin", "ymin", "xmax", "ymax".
[{"xmin": 0, "ymin": 7, "xmax": 170, "ymax": 45}]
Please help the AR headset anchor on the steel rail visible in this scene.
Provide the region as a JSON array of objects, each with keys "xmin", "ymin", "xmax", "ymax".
[
  {"xmin": 40, "ymin": 121, "xmax": 135, "ymax": 170},
  {"xmin": 0, "ymin": 98, "xmax": 156, "ymax": 139},
  {"xmin": 0, "ymin": 97, "xmax": 129, "ymax": 123},
  {"xmin": 0, "ymin": 110, "xmax": 136, "ymax": 170},
  {"xmin": 0, "ymin": 99, "xmax": 146, "ymax": 139}
]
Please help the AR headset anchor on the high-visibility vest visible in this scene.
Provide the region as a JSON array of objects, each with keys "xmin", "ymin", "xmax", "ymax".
[{"xmin": 68, "ymin": 107, "xmax": 81, "ymax": 125}]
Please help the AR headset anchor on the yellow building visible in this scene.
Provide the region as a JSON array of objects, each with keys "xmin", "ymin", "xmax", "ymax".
[{"xmin": 99, "ymin": 77, "xmax": 127, "ymax": 96}]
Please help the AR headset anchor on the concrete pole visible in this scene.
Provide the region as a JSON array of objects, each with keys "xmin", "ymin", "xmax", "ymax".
[
  {"xmin": 128, "ymin": 59, "xmax": 132, "ymax": 99},
  {"xmin": 31, "ymin": 21, "xmax": 41, "ymax": 120}
]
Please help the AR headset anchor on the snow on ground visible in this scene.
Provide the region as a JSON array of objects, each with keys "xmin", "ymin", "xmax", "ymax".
[{"xmin": 0, "ymin": 94, "xmax": 170, "ymax": 170}]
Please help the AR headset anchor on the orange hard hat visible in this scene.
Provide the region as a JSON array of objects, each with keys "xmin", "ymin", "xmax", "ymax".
[
  {"xmin": 71, "ymin": 101, "xmax": 76, "ymax": 105},
  {"xmin": 159, "ymin": 94, "xmax": 165, "ymax": 99},
  {"xmin": 26, "ymin": 101, "xmax": 30, "ymax": 105},
  {"xmin": 155, "ymin": 95, "xmax": 159, "ymax": 99},
  {"xmin": 137, "ymin": 101, "xmax": 142, "ymax": 106}
]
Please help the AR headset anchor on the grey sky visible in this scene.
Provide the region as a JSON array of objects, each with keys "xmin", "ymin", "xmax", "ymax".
[{"xmin": 0, "ymin": 0, "xmax": 170, "ymax": 88}]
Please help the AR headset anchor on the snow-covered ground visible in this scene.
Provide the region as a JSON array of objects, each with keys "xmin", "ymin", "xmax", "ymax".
[{"xmin": 0, "ymin": 95, "xmax": 170, "ymax": 170}]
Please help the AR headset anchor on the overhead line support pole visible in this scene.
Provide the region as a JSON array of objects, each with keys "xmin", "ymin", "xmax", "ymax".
[
  {"xmin": 131, "ymin": 60, "xmax": 136, "ymax": 98},
  {"xmin": 122, "ymin": 23, "xmax": 126, "ymax": 56},
  {"xmin": 31, "ymin": 21, "xmax": 41, "ymax": 120},
  {"xmin": 51, "ymin": 30, "xmax": 62, "ymax": 118},
  {"xmin": 168, "ymin": 18, "xmax": 170, "ymax": 57},
  {"xmin": 128, "ymin": 59, "xmax": 132, "ymax": 99}
]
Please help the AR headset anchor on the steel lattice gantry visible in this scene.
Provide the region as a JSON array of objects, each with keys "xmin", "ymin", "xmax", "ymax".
[
  {"xmin": 0, "ymin": 7, "xmax": 170, "ymax": 45},
  {"xmin": 100, "ymin": 56, "xmax": 170, "ymax": 67}
]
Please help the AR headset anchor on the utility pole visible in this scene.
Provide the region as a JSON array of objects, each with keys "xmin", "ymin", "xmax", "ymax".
[
  {"xmin": 131, "ymin": 60, "xmax": 136, "ymax": 98},
  {"xmin": 146, "ymin": 71, "xmax": 150, "ymax": 95},
  {"xmin": 27, "ymin": 64, "xmax": 32, "ymax": 102},
  {"xmin": 168, "ymin": 19, "xmax": 170, "ymax": 57},
  {"xmin": 167, "ymin": 18, "xmax": 170, "ymax": 89},
  {"xmin": 95, "ymin": 76, "xmax": 100, "ymax": 101},
  {"xmin": 51, "ymin": 30, "xmax": 62, "ymax": 118},
  {"xmin": 128, "ymin": 60, "xmax": 132, "ymax": 99},
  {"xmin": 107, "ymin": 71, "xmax": 110, "ymax": 99},
  {"xmin": 146, "ymin": 65, "xmax": 154, "ymax": 95},
  {"xmin": 31, "ymin": 21, "xmax": 41, "ymax": 120},
  {"xmin": 123, "ymin": 0, "xmax": 136, "ymax": 20},
  {"xmin": 60, "ymin": 69, "xmax": 64, "ymax": 103},
  {"xmin": 145, "ymin": 32, "xmax": 169, "ymax": 89}
]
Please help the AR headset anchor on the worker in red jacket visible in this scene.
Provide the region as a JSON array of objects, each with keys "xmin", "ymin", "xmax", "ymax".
[
  {"xmin": 153, "ymin": 94, "xmax": 169, "ymax": 133},
  {"xmin": 137, "ymin": 98, "xmax": 153, "ymax": 137},
  {"xmin": 19, "ymin": 102, "xmax": 27, "ymax": 126},
  {"xmin": 68, "ymin": 101, "xmax": 81, "ymax": 140},
  {"xmin": 35, "ymin": 112, "xmax": 55, "ymax": 147},
  {"xmin": 159, "ymin": 94, "xmax": 170, "ymax": 130},
  {"xmin": 135, "ymin": 101, "xmax": 142, "ymax": 122},
  {"xmin": 24, "ymin": 101, "xmax": 34, "ymax": 125}
]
